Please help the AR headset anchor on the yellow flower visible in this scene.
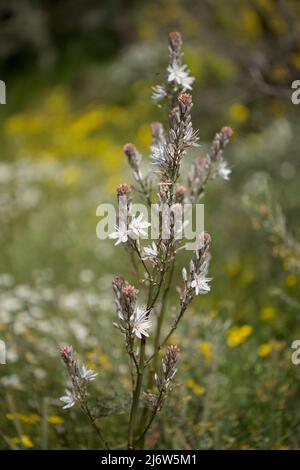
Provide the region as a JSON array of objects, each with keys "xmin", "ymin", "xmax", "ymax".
[
  {"xmin": 241, "ymin": 8, "xmax": 262, "ymax": 36},
  {"xmin": 240, "ymin": 269, "xmax": 254, "ymax": 285},
  {"xmin": 209, "ymin": 308, "xmax": 219, "ymax": 318},
  {"xmin": 199, "ymin": 342, "xmax": 213, "ymax": 362},
  {"xmin": 258, "ymin": 340, "xmax": 284, "ymax": 357},
  {"xmin": 257, "ymin": 343, "xmax": 273, "ymax": 358},
  {"xmin": 260, "ymin": 306, "xmax": 277, "ymax": 321},
  {"xmin": 229, "ymin": 103, "xmax": 250, "ymax": 123},
  {"xmin": 186, "ymin": 378, "xmax": 206, "ymax": 395},
  {"xmin": 6, "ymin": 412, "xmax": 40, "ymax": 424},
  {"xmin": 227, "ymin": 325, "xmax": 253, "ymax": 347},
  {"xmin": 98, "ymin": 354, "xmax": 112, "ymax": 369},
  {"xmin": 286, "ymin": 274, "xmax": 297, "ymax": 287},
  {"xmin": 226, "ymin": 260, "xmax": 241, "ymax": 277},
  {"xmin": 48, "ymin": 415, "xmax": 64, "ymax": 425},
  {"xmin": 292, "ymin": 53, "xmax": 300, "ymax": 71},
  {"xmin": 11, "ymin": 435, "xmax": 34, "ymax": 449}
]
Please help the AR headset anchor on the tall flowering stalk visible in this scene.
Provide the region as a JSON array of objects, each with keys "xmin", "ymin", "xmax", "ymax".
[{"xmin": 59, "ymin": 32, "xmax": 233, "ymax": 450}]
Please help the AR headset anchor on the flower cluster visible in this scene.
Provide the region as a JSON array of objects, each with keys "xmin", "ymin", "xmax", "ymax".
[
  {"xmin": 188, "ymin": 126, "xmax": 233, "ymax": 202},
  {"xmin": 109, "ymin": 213, "xmax": 151, "ymax": 246},
  {"xmin": 181, "ymin": 232, "xmax": 212, "ymax": 302},
  {"xmin": 59, "ymin": 345, "xmax": 97, "ymax": 409},
  {"xmin": 152, "ymin": 31, "xmax": 194, "ymax": 105},
  {"xmin": 152, "ymin": 93, "xmax": 199, "ymax": 182},
  {"xmin": 112, "ymin": 276, "xmax": 152, "ymax": 340},
  {"xmin": 147, "ymin": 345, "xmax": 180, "ymax": 409}
]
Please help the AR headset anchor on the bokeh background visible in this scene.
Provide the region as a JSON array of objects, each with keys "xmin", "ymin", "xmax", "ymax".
[{"xmin": 0, "ymin": 0, "xmax": 300, "ymax": 450}]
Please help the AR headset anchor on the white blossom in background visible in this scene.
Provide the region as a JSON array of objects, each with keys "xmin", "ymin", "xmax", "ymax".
[
  {"xmin": 152, "ymin": 85, "xmax": 167, "ymax": 103},
  {"xmin": 60, "ymin": 389, "xmax": 76, "ymax": 409}
]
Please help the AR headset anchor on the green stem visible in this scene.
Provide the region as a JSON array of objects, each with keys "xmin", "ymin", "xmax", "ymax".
[{"xmin": 128, "ymin": 336, "xmax": 146, "ymax": 449}]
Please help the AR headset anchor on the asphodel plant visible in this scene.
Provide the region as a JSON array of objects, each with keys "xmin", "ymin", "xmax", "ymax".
[{"xmin": 60, "ymin": 32, "xmax": 233, "ymax": 450}]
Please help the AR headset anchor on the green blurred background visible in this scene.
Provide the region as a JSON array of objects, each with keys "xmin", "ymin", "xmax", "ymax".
[{"xmin": 0, "ymin": 0, "xmax": 300, "ymax": 450}]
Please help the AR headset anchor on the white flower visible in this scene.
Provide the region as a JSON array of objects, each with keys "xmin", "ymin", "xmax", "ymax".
[
  {"xmin": 143, "ymin": 242, "xmax": 158, "ymax": 259},
  {"xmin": 109, "ymin": 225, "xmax": 129, "ymax": 245},
  {"xmin": 131, "ymin": 306, "xmax": 152, "ymax": 339},
  {"xmin": 217, "ymin": 160, "xmax": 231, "ymax": 180},
  {"xmin": 152, "ymin": 85, "xmax": 167, "ymax": 103},
  {"xmin": 60, "ymin": 389, "xmax": 76, "ymax": 409},
  {"xmin": 129, "ymin": 214, "xmax": 151, "ymax": 239},
  {"xmin": 167, "ymin": 63, "xmax": 194, "ymax": 90},
  {"xmin": 80, "ymin": 364, "xmax": 98, "ymax": 382},
  {"xmin": 151, "ymin": 144, "xmax": 166, "ymax": 166},
  {"xmin": 191, "ymin": 274, "xmax": 211, "ymax": 296}
]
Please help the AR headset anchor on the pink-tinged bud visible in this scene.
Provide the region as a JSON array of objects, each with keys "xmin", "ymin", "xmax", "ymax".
[
  {"xmin": 168, "ymin": 344, "xmax": 180, "ymax": 356},
  {"xmin": 117, "ymin": 183, "xmax": 132, "ymax": 196},
  {"xmin": 112, "ymin": 275, "xmax": 124, "ymax": 289},
  {"xmin": 221, "ymin": 126, "xmax": 234, "ymax": 138},
  {"xmin": 123, "ymin": 143, "xmax": 136, "ymax": 157},
  {"xmin": 122, "ymin": 282, "xmax": 139, "ymax": 300},
  {"xmin": 175, "ymin": 185, "xmax": 187, "ymax": 203},
  {"xmin": 123, "ymin": 143, "xmax": 141, "ymax": 172},
  {"xmin": 60, "ymin": 345, "xmax": 72, "ymax": 360},
  {"xmin": 169, "ymin": 32, "xmax": 182, "ymax": 49},
  {"xmin": 178, "ymin": 93, "xmax": 192, "ymax": 105}
]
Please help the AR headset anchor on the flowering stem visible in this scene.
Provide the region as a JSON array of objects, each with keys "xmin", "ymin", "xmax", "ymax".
[{"xmin": 128, "ymin": 336, "xmax": 146, "ymax": 449}]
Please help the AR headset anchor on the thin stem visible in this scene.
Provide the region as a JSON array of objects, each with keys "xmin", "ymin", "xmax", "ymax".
[
  {"xmin": 128, "ymin": 336, "xmax": 146, "ymax": 449},
  {"xmin": 132, "ymin": 240, "xmax": 152, "ymax": 279},
  {"xmin": 81, "ymin": 402, "xmax": 110, "ymax": 450},
  {"xmin": 134, "ymin": 391, "xmax": 163, "ymax": 448},
  {"xmin": 145, "ymin": 299, "xmax": 190, "ymax": 368}
]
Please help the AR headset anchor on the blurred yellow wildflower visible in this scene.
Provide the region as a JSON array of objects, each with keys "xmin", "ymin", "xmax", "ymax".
[
  {"xmin": 258, "ymin": 340, "xmax": 284, "ymax": 358},
  {"xmin": 292, "ymin": 53, "xmax": 300, "ymax": 71},
  {"xmin": 286, "ymin": 274, "xmax": 297, "ymax": 287},
  {"xmin": 241, "ymin": 8, "xmax": 262, "ymax": 37},
  {"xmin": 199, "ymin": 342, "xmax": 213, "ymax": 362},
  {"xmin": 209, "ymin": 308, "xmax": 219, "ymax": 318},
  {"xmin": 48, "ymin": 415, "xmax": 64, "ymax": 425},
  {"xmin": 186, "ymin": 378, "xmax": 206, "ymax": 395},
  {"xmin": 229, "ymin": 103, "xmax": 250, "ymax": 124},
  {"xmin": 11, "ymin": 434, "xmax": 34, "ymax": 449},
  {"xmin": 240, "ymin": 269, "xmax": 254, "ymax": 285},
  {"xmin": 226, "ymin": 260, "xmax": 241, "ymax": 277},
  {"xmin": 6, "ymin": 412, "xmax": 40, "ymax": 424},
  {"xmin": 260, "ymin": 306, "xmax": 277, "ymax": 321},
  {"xmin": 227, "ymin": 325, "xmax": 253, "ymax": 347}
]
